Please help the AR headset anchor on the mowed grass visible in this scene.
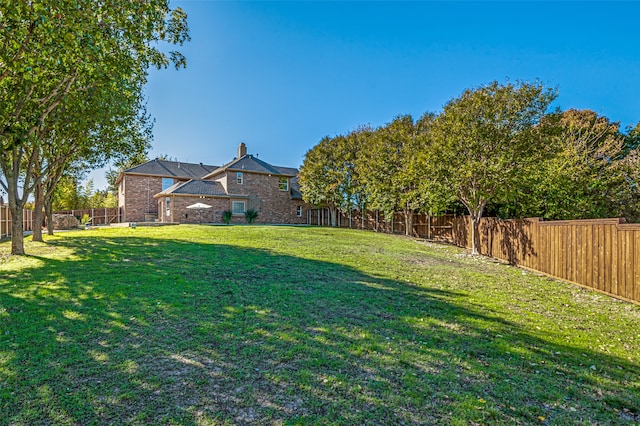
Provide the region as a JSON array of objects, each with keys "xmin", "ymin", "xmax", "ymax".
[{"xmin": 1, "ymin": 225, "xmax": 639, "ymax": 425}]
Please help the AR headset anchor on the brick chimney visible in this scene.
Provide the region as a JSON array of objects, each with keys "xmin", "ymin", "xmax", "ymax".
[{"xmin": 238, "ymin": 142, "xmax": 247, "ymax": 158}]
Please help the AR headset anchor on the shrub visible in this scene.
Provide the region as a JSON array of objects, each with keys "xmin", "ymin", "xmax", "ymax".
[
  {"xmin": 222, "ymin": 210, "xmax": 233, "ymax": 225},
  {"xmin": 245, "ymin": 209, "xmax": 258, "ymax": 224},
  {"xmin": 80, "ymin": 214, "xmax": 91, "ymax": 225}
]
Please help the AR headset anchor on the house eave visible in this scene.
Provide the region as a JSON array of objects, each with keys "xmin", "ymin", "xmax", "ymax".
[{"xmin": 153, "ymin": 192, "xmax": 250, "ymax": 199}]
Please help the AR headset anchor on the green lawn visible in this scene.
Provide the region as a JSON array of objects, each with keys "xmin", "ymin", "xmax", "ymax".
[{"xmin": 1, "ymin": 225, "xmax": 639, "ymax": 425}]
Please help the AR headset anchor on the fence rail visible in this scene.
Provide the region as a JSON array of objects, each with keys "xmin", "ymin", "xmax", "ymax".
[
  {"xmin": 54, "ymin": 207, "xmax": 124, "ymax": 226},
  {"xmin": 0, "ymin": 206, "xmax": 124, "ymax": 238},
  {"xmin": 311, "ymin": 209, "xmax": 640, "ymax": 305}
]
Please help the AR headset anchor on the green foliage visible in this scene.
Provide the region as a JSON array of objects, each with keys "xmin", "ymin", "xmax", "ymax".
[
  {"xmin": 222, "ymin": 210, "xmax": 232, "ymax": 225},
  {"xmin": 299, "ymin": 79, "xmax": 639, "ymax": 227},
  {"xmin": 0, "ymin": 0, "xmax": 189, "ymax": 254},
  {"xmin": 357, "ymin": 115, "xmax": 434, "ymax": 225},
  {"xmin": 52, "ymin": 177, "xmax": 117, "ymax": 210},
  {"xmin": 624, "ymin": 122, "xmax": 640, "ymax": 154},
  {"xmin": 428, "ymin": 80, "xmax": 557, "ymax": 252},
  {"xmin": 1, "ymin": 226, "xmax": 639, "ymax": 424},
  {"xmin": 80, "ymin": 213, "xmax": 91, "ymax": 225},
  {"xmin": 244, "ymin": 209, "xmax": 258, "ymax": 224},
  {"xmin": 500, "ymin": 109, "xmax": 638, "ymax": 221}
]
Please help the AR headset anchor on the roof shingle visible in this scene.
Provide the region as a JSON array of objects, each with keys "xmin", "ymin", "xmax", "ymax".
[
  {"xmin": 124, "ymin": 159, "xmax": 218, "ymax": 179},
  {"xmin": 204, "ymin": 155, "xmax": 297, "ymax": 179},
  {"xmin": 157, "ymin": 180, "xmax": 228, "ymax": 197}
]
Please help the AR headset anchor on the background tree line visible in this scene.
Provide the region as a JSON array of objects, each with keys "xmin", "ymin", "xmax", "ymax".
[{"xmin": 299, "ymin": 80, "xmax": 640, "ymax": 254}]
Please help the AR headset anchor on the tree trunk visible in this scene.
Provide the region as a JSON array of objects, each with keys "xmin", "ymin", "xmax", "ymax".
[
  {"xmin": 460, "ymin": 196, "xmax": 486, "ymax": 256},
  {"xmin": 404, "ymin": 206, "xmax": 413, "ymax": 236},
  {"xmin": 45, "ymin": 199, "xmax": 54, "ymax": 236},
  {"xmin": 5, "ymin": 176, "xmax": 27, "ymax": 255},
  {"xmin": 32, "ymin": 182, "xmax": 44, "ymax": 242},
  {"xmin": 329, "ymin": 206, "xmax": 337, "ymax": 227},
  {"xmin": 9, "ymin": 206, "xmax": 25, "ymax": 255},
  {"xmin": 471, "ymin": 215, "xmax": 480, "ymax": 255}
]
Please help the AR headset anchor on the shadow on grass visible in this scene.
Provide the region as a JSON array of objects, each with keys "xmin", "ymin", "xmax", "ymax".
[{"xmin": 1, "ymin": 234, "xmax": 639, "ymax": 425}]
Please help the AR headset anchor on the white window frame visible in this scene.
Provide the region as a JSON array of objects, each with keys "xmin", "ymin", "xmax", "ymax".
[
  {"xmin": 165, "ymin": 197, "xmax": 171, "ymax": 218},
  {"xmin": 296, "ymin": 206, "xmax": 303, "ymax": 217},
  {"xmin": 237, "ymin": 172, "xmax": 243, "ymax": 184},
  {"xmin": 278, "ymin": 177, "xmax": 289, "ymax": 191},
  {"xmin": 232, "ymin": 201, "xmax": 246, "ymax": 215}
]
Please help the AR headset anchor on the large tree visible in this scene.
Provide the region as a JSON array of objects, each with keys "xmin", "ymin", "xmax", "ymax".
[
  {"xmin": 532, "ymin": 109, "xmax": 631, "ymax": 220},
  {"xmin": 299, "ymin": 134, "xmax": 362, "ymax": 226},
  {"xmin": 31, "ymin": 69, "xmax": 151, "ymax": 241},
  {"xmin": 357, "ymin": 115, "xmax": 430, "ymax": 235},
  {"xmin": 0, "ymin": 0, "xmax": 188, "ymax": 254},
  {"xmin": 429, "ymin": 80, "xmax": 557, "ymax": 254}
]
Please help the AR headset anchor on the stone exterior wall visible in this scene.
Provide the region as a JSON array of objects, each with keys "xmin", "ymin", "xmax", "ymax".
[{"xmin": 119, "ymin": 175, "xmax": 163, "ymax": 222}]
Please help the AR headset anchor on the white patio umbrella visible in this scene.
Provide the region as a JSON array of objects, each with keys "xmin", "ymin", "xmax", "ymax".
[
  {"xmin": 186, "ymin": 202, "xmax": 213, "ymax": 223},
  {"xmin": 186, "ymin": 202, "xmax": 212, "ymax": 209}
]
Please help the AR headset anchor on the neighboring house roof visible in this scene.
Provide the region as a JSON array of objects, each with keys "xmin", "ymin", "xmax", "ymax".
[
  {"xmin": 155, "ymin": 180, "xmax": 231, "ymax": 198},
  {"xmin": 203, "ymin": 154, "xmax": 296, "ymax": 179},
  {"xmin": 117, "ymin": 159, "xmax": 218, "ymax": 184}
]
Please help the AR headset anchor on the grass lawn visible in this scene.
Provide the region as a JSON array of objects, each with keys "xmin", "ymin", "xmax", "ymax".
[{"xmin": 1, "ymin": 225, "xmax": 639, "ymax": 425}]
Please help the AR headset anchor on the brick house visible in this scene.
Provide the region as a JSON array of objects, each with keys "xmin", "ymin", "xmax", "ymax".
[{"xmin": 117, "ymin": 143, "xmax": 309, "ymax": 224}]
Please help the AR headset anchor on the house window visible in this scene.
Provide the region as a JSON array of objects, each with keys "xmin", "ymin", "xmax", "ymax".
[
  {"xmin": 165, "ymin": 197, "xmax": 171, "ymax": 218},
  {"xmin": 162, "ymin": 178, "xmax": 173, "ymax": 191},
  {"xmin": 278, "ymin": 177, "xmax": 289, "ymax": 191},
  {"xmin": 237, "ymin": 172, "xmax": 243, "ymax": 184},
  {"xmin": 232, "ymin": 201, "xmax": 245, "ymax": 215},
  {"xmin": 296, "ymin": 206, "xmax": 303, "ymax": 217}
]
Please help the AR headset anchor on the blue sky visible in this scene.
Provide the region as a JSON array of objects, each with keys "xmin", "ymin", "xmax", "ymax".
[{"xmin": 91, "ymin": 1, "xmax": 640, "ymax": 188}]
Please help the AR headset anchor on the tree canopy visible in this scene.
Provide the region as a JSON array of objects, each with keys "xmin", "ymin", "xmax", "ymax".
[
  {"xmin": 301, "ymin": 79, "xmax": 640, "ymax": 244},
  {"xmin": 0, "ymin": 0, "xmax": 189, "ymax": 254},
  {"xmin": 427, "ymin": 81, "xmax": 558, "ymax": 253}
]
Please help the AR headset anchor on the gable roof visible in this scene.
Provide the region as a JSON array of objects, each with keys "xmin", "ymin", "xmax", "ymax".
[
  {"xmin": 118, "ymin": 159, "xmax": 218, "ymax": 183},
  {"xmin": 155, "ymin": 179, "xmax": 230, "ymax": 198},
  {"xmin": 203, "ymin": 154, "xmax": 297, "ymax": 179}
]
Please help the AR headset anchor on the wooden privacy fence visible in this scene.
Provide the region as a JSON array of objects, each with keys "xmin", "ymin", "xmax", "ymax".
[
  {"xmin": 449, "ymin": 216, "xmax": 640, "ymax": 304},
  {"xmin": 311, "ymin": 209, "xmax": 640, "ymax": 304},
  {"xmin": 308, "ymin": 208, "xmax": 456, "ymax": 239},
  {"xmin": 54, "ymin": 207, "xmax": 124, "ymax": 226},
  {"xmin": 0, "ymin": 206, "xmax": 124, "ymax": 238},
  {"xmin": 0, "ymin": 205, "xmax": 34, "ymax": 238}
]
